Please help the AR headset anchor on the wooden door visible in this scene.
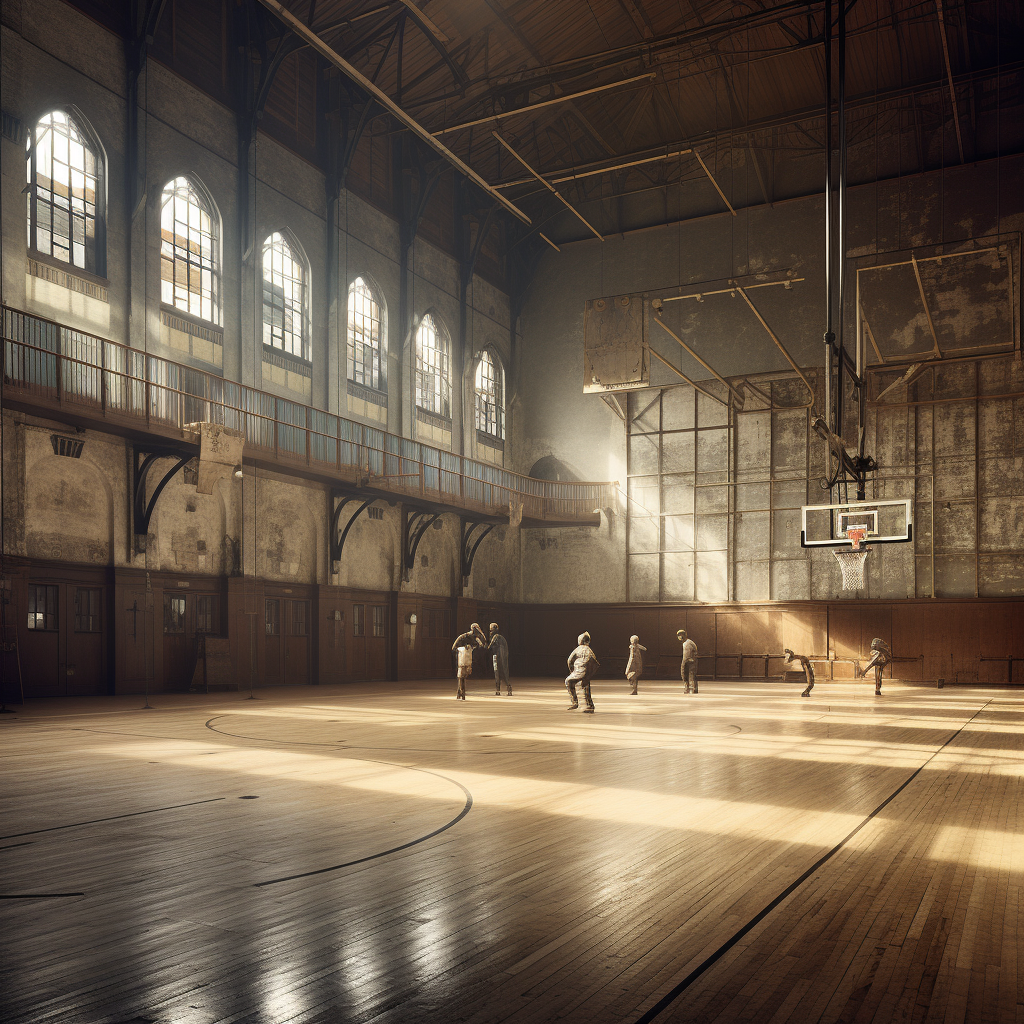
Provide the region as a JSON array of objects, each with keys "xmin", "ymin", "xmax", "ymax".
[
  {"xmin": 283, "ymin": 599, "xmax": 310, "ymax": 685},
  {"xmin": 66, "ymin": 586, "xmax": 105, "ymax": 695},
  {"xmin": 366, "ymin": 603, "xmax": 387, "ymax": 680},
  {"xmin": 264, "ymin": 598, "xmax": 283, "ymax": 686},
  {"xmin": 163, "ymin": 592, "xmax": 220, "ymax": 691},
  {"xmin": 22, "ymin": 583, "xmax": 61, "ymax": 697},
  {"xmin": 350, "ymin": 602, "xmax": 368, "ymax": 680}
]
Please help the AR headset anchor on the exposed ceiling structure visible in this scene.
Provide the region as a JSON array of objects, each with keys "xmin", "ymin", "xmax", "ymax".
[{"xmin": 267, "ymin": 0, "xmax": 1023, "ymax": 242}]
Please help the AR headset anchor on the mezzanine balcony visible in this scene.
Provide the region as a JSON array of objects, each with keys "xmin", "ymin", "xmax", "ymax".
[{"xmin": 1, "ymin": 307, "xmax": 611, "ymax": 527}]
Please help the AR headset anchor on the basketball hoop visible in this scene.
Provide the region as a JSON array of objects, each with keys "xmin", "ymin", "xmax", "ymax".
[{"xmin": 834, "ymin": 526, "xmax": 869, "ymax": 590}]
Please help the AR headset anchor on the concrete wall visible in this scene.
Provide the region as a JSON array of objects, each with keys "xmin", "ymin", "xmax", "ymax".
[{"xmin": 517, "ymin": 157, "xmax": 1024, "ymax": 603}]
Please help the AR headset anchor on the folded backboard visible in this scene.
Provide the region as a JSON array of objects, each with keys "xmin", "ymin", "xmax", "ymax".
[{"xmin": 583, "ymin": 293, "xmax": 649, "ymax": 393}]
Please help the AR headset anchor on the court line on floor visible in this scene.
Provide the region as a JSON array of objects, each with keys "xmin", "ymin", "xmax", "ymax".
[
  {"xmin": 0, "ymin": 892, "xmax": 85, "ymax": 899},
  {"xmin": 201, "ymin": 716, "xmax": 477, "ymax": 887},
  {"xmin": 631, "ymin": 698, "xmax": 994, "ymax": 1024},
  {"xmin": 0, "ymin": 798, "xmax": 227, "ymax": 840}
]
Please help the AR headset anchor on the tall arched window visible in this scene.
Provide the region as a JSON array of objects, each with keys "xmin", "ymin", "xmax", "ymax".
[
  {"xmin": 415, "ymin": 313, "xmax": 451, "ymax": 418},
  {"xmin": 475, "ymin": 350, "xmax": 505, "ymax": 440},
  {"xmin": 347, "ymin": 277, "xmax": 385, "ymax": 390},
  {"xmin": 262, "ymin": 232, "xmax": 309, "ymax": 360},
  {"xmin": 26, "ymin": 110, "xmax": 104, "ymax": 274},
  {"xmin": 160, "ymin": 177, "xmax": 219, "ymax": 323}
]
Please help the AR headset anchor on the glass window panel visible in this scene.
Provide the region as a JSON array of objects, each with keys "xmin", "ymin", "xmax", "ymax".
[
  {"xmin": 347, "ymin": 277, "xmax": 385, "ymax": 391},
  {"xmin": 414, "ymin": 314, "xmax": 451, "ymax": 417},
  {"xmin": 27, "ymin": 111, "xmax": 101, "ymax": 272},
  {"xmin": 474, "ymin": 350, "xmax": 505, "ymax": 439},
  {"xmin": 160, "ymin": 177, "xmax": 219, "ymax": 324},
  {"xmin": 262, "ymin": 232, "xmax": 308, "ymax": 361},
  {"xmin": 163, "ymin": 596, "xmax": 186, "ymax": 634}
]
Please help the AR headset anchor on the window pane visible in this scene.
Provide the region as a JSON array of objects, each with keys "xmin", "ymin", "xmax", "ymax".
[
  {"xmin": 475, "ymin": 350, "xmax": 505, "ymax": 439},
  {"xmin": 346, "ymin": 277, "xmax": 384, "ymax": 390},
  {"xmin": 262, "ymin": 232, "xmax": 308, "ymax": 361},
  {"xmin": 28, "ymin": 112, "xmax": 100, "ymax": 272},
  {"xmin": 27, "ymin": 585, "xmax": 59, "ymax": 631},
  {"xmin": 163, "ymin": 596, "xmax": 186, "ymax": 634},
  {"xmin": 74, "ymin": 588, "xmax": 101, "ymax": 632},
  {"xmin": 414, "ymin": 314, "xmax": 451, "ymax": 417},
  {"xmin": 292, "ymin": 601, "xmax": 308, "ymax": 637},
  {"xmin": 353, "ymin": 604, "xmax": 364, "ymax": 637},
  {"xmin": 372, "ymin": 605, "xmax": 386, "ymax": 638},
  {"xmin": 160, "ymin": 177, "xmax": 218, "ymax": 323},
  {"xmin": 265, "ymin": 599, "xmax": 280, "ymax": 636}
]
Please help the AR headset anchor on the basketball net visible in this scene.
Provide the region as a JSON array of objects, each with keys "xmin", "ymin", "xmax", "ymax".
[{"xmin": 834, "ymin": 527, "xmax": 869, "ymax": 591}]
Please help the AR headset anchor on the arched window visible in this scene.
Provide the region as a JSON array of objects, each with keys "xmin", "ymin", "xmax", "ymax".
[
  {"xmin": 347, "ymin": 277, "xmax": 385, "ymax": 390},
  {"xmin": 26, "ymin": 110, "xmax": 103, "ymax": 274},
  {"xmin": 160, "ymin": 177, "xmax": 219, "ymax": 323},
  {"xmin": 474, "ymin": 350, "xmax": 505, "ymax": 440},
  {"xmin": 414, "ymin": 313, "xmax": 451, "ymax": 418},
  {"xmin": 262, "ymin": 232, "xmax": 309, "ymax": 360}
]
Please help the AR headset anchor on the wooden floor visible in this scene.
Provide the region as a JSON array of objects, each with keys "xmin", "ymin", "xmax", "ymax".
[{"xmin": 2, "ymin": 677, "xmax": 1022, "ymax": 1024}]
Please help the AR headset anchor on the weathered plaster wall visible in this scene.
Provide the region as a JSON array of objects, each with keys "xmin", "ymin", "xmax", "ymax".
[{"xmin": 517, "ymin": 157, "xmax": 1024, "ymax": 604}]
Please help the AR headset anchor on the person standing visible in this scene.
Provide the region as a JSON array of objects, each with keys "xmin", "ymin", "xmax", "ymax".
[
  {"xmin": 488, "ymin": 622, "xmax": 512, "ymax": 696},
  {"xmin": 677, "ymin": 629, "xmax": 698, "ymax": 694},
  {"xmin": 451, "ymin": 623, "xmax": 485, "ymax": 700},
  {"xmin": 857, "ymin": 637, "xmax": 892, "ymax": 695},
  {"xmin": 784, "ymin": 648, "xmax": 815, "ymax": 696},
  {"xmin": 625, "ymin": 635, "xmax": 646, "ymax": 695},
  {"xmin": 565, "ymin": 632, "xmax": 599, "ymax": 713}
]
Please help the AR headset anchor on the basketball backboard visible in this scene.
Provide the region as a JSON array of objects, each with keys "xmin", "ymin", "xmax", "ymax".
[
  {"xmin": 800, "ymin": 498, "xmax": 913, "ymax": 548},
  {"xmin": 583, "ymin": 292, "xmax": 650, "ymax": 393}
]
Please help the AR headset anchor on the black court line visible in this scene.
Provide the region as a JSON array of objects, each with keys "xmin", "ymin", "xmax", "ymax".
[
  {"xmin": 0, "ymin": 798, "xmax": 226, "ymax": 840},
  {"xmin": 254, "ymin": 766, "xmax": 473, "ymax": 887},
  {"xmin": 0, "ymin": 842, "xmax": 34, "ymax": 852},
  {"xmin": 0, "ymin": 893, "xmax": 85, "ymax": 899},
  {"xmin": 632, "ymin": 699, "xmax": 993, "ymax": 1024}
]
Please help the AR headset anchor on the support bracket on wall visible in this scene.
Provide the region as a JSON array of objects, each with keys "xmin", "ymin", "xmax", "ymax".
[
  {"xmin": 402, "ymin": 508, "xmax": 441, "ymax": 578},
  {"xmin": 461, "ymin": 519, "xmax": 496, "ymax": 581},
  {"xmin": 331, "ymin": 495, "xmax": 377, "ymax": 572},
  {"xmin": 133, "ymin": 448, "xmax": 194, "ymax": 552}
]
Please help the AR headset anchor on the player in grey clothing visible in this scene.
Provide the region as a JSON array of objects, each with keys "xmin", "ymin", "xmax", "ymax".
[
  {"xmin": 488, "ymin": 622, "xmax": 512, "ymax": 696},
  {"xmin": 565, "ymin": 632, "xmax": 599, "ymax": 713},
  {"xmin": 677, "ymin": 629, "xmax": 699, "ymax": 693}
]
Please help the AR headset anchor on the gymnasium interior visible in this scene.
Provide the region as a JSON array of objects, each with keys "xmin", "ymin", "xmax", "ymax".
[{"xmin": 1, "ymin": 0, "xmax": 1022, "ymax": 1021}]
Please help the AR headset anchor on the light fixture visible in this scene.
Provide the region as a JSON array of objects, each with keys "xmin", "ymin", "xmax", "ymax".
[{"xmin": 233, "ymin": 465, "xmax": 243, "ymax": 479}]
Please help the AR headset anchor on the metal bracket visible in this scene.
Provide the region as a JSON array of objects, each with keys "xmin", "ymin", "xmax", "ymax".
[
  {"xmin": 402, "ymin": 508, "xmax": 441, "ymax": 576},
  {"xmin": 461, "ymin": 519, "xmax": 496, "ymax": 580},
  {"xmin": 331, "ymin": 495, "xmax": 377, "ymax": 571},
  {"xmin": 133, "ymin": 448, "xmax": 193, "ymax": 550}
]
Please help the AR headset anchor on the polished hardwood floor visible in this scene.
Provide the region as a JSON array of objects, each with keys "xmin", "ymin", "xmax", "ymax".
[{"xmin": 1, "ymin": 677, "xmax": 1021, "ymax": 1024}]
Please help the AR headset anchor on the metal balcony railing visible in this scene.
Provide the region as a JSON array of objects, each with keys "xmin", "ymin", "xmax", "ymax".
[{"xmin": 2, "ymin": 307, "xmax": 612, "ymax": 523}]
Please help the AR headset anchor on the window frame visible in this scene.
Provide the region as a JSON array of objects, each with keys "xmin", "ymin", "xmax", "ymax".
[
  {"xmin": 414, "ymin": 312, "xmax": 452, "ymax": 419},
  {"xmin": 371, "ymin": 605, "xmax": 386, "ymax": 638},
  {"xmin": 26, "ymin": 108, "xmax": 105, "ymax": 277},
  {"xmin": 261, "ymin": 230, "xmax": 311, "ymax": 363},
  {"xmin": 474, "ymin": 349, "xmax": 505, "ymax": 441},
  {"xmin": 27, "ymin": 585, "xmax": 59, "ymax": 632},
  {"xmin": 346, "ymin": 275, "xmax": 387, "ymax": 393},
  {"xmin": 160, "ymin": 176, "xmax": 221, "ymax": 325},
  {"xmin": 74, "ymin": 587, "xmax": 102, "ymax": 633}
]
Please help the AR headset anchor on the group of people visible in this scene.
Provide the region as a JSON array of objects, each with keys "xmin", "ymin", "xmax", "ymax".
[
  {"xmin": 453, "ymin": 623, "xmax": 895, "ymax": 707},
  {"xmin": 450, "ymin": 624, "xmax": 701, "ymax": 712}
]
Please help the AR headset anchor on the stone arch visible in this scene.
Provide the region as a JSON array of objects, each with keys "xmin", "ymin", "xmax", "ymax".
[{"xmin": 24, "ymin": 446, "xmax": 114, "ymax": 565}]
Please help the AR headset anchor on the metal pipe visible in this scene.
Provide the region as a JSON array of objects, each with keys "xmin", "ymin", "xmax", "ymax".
[
  {"xmin": 661, "ymin": 278, "xmax": 804, "ymax": 302},
  {"xmin": 856, "ymin": 246, "xmax": 1002, "ymax": 273},
  {"xmin": 836, "ymin": 0, "xmax": 848, "ymax": 448},
  {"xmin": 434, "ymin": 73, "xmax": 656, "ymax": 136},
  {"xmin": 692, "ymin": 149, "xmax": 737, "ymax": 216},
  {"xmin": 935, "ymin": 0, "xmax": 965, "ymax": 163},
  {"xmin": 911, "ymin": 253, "xmax": 943, "ymax": 359},
  {"xmin": 496, "ymin": 148, "xmax": 693, "ymax": 189},
  {"xmin": 648, "ymin": 346, "xmax": 728, "ymax": 405},
  {"xmin": 492, "ymin": 132, "xmax": 604, "ymax": 241},
  {"xmin": 823, "ymin": 0, "xmax": 834, "ymax": 477},
  {"xmin": 651, "ymin": 313, "xmax": 743, "ymax": 405},
  {"xmin": 253, "ymin": 0, "xmax": 532, "ymax": 224},
  {"xmin": 733, "ymin": 285, "xmax": 817, "ymax": 408}
]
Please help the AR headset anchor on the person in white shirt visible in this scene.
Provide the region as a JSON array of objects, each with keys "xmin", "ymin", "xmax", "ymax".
[
  {"xmin": 625, "ymin": 635, "xmax": 646, "ymax": 695},
  {"xmin": 565, "ymin": 632, "xmax": 599, "ymax": 713}
]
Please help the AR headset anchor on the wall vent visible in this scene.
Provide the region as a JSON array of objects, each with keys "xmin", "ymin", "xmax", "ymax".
[
  {"xmin": 367, "ymin": 506, "xmax": 384, "ymax": 520},
  {"xmin": 50, "ymin": 435, "xmax": 84, "ymax": 458},
  {"xmin": 1, "ymin": 110, "xmax": 23, "ymax": 144}
]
